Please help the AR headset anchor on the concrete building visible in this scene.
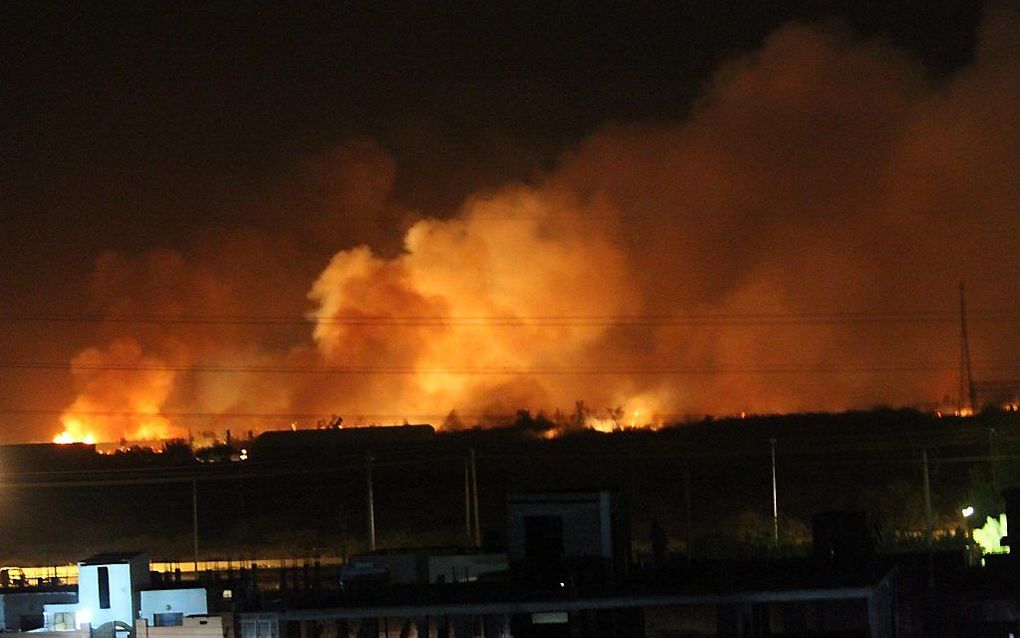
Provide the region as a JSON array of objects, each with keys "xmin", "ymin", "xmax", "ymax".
[
  {"xmin": 340, "ymin": 549, "xmax": 508, "ymax": 590},
  {"xmin": 135, "ymin": 616, "xmax": 222, "ymax": 638},
  {"xmin": 139, "ymin": 589, "xmax": 209, "ymax": 628},
  {"xmin": 0, "ymin": 591, "xmax": 76, "ymax": 632}
]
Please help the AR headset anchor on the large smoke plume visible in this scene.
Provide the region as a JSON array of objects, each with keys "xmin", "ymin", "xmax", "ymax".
[{"xmin": 55, "ymin": 9, "xmax": 1020, "ymax": 442}]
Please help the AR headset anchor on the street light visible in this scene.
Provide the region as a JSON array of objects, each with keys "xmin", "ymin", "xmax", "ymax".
[{"xmin": 962, "ymin": 506, "xmax": 975, "ymax": 518}]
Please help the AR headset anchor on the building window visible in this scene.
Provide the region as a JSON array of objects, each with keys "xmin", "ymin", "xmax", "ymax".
[
  {"xmin": 523, "ymin": 514, "xmax": 564, "ymax": 561},
  {"xmin": 153, "ymin": 613, "xmax": 184, "ymax": 627},
  {"xmin": 97, "ymin": 566, "xmax": 111, "ymax": 609},
  {"xmin": 52, "ymin": 612, "xmax": 76, "ymax": 631}
]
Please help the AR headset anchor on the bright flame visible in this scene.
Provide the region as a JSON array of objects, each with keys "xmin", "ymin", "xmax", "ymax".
[
  {"xmin": 53, "ymin": 422, "xmax": 96, "ymax": 445},
  {"xmin": 583, "ymin": 399, "xmax": 666, "ymax": 433},
  {"xmin": 585, "ymin": 416, "xmax": 618, "ymax": 433}
]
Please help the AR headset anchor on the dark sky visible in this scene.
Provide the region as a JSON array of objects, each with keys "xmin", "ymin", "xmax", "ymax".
[
  {"xmin": 3, "ymin": 1, "xmax": 1010, "ymax": 443},
  {"xmin": 3, "ymin": 2, "xmax": 981, "ymax": 285}
]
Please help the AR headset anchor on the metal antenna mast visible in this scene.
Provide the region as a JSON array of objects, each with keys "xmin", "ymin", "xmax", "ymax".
[{"xmin": 959, "ymin": 281, "xmax": 976, "ymax": 413}]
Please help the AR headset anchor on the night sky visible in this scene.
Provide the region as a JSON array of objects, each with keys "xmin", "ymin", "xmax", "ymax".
[{"xmin": 2, "ymin": 2, "xmax": 1016, "ymax": 443}]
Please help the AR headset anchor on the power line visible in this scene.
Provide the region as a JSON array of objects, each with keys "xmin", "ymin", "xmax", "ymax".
[
  {"xmin": 75, "ymin": 204, "xmax": 1020, "ymax": 222},
  {"xmin": 0, "ymin": 407, "xmax": 489, "ymax": 422},
  {"xmin": 0, "ymin": 408, "xmax": 956, "ymax": 421},
  {"xmin": 0, "ymin": 447, "xmax": 1016, "ymax": 489},
  {"xmin": 0, "ymin": 408, "xmax": 382, "ymax": 419},
  {"xmin": 0, "ymin": 455, "xmax": 470, "ymax": 488},
  {"xmin": 1, "ymin": 310, "xmax": 1018, "ymax": 327},
  {"xmin": 2, "ymin": 362, "xmax": 1019, "ymax": 375},
  {"xmin": 388, "ymin": 204, "xmax": 1020, "ymax": 222}
]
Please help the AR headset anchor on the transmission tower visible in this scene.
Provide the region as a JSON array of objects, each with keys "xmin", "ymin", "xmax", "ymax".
[{"xmin": 959, "ymin": 281, "xmax": 976, "ymax": 414}]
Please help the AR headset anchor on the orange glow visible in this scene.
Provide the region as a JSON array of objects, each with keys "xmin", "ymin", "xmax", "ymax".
[
  {"xmin": 52, "ymin": 423, "xmax": 96, "ymax": 445},
  {"xmin": 55, "ymin": 338, "xmax": 181, "ymax": 444},
  {"xmin": 585, "ymin": 416, "xmax": 618, "ymax": 433},
  {"xmin": 29, "ymin": 9, "xmax": 1020, "ymax": 443},
  {"xmin": 581, "ymin": 398, "xmax": 666, "ymax": 434}
]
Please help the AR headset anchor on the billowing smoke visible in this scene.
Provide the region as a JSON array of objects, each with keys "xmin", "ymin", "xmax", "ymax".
[
  {"xmin": 307, "ymin": 188, "xmax": 633, "ymax": 423},
  {"xmin": 55, "ymin": 8, "xmax": 1020, "ymax": 442}
]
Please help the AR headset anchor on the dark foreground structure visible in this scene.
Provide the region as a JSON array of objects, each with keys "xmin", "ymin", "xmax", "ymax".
[
  {"xmin": 243, "ymin": 562, "xmax": 897, "ymax": 637},
  {"xmin": 206, "ymin": 490, "xmax": 1020, "ymax": 635},
  {"xmin": 8, "ymin": 491, "xmax": 1020, "ymax": 636},
  {"xmin": 236, "ymin": 494, "xmax": 898, "ymax": 636}
]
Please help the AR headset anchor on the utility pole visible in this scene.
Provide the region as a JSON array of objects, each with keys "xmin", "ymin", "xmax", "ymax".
[
  {"xmin": 987, "ymin": 428, "xmax": 995, "ymax": 492},
  {"xmin": 192, "ymin": 479, "xmax": 199, "ymax": 574},
  {"xmin": 684, "ymin": 458, "xmax": 693, "ymax": 564},
  {"xmin": 337, "ymin": 503, "xmax": 348, "ymax": 562},
  {"xmin": 464, "ymin": 456, "xmax": 472, "ymax": 543},
  {"xmin": 770, "ymin": 438, "xmax": 779, "ymax": 547},
  {"xmin": 922, "ymin": 449, "xmax": 934, "ymax": 547},
  {"xmin": 921, "ymin": 448, "xmax": 937, "ymax": 603},
  {"xmin": 470, "ymin": 448, "xmax": 481, "ymax": 547},
  {"xmin": 960, "ymin": 281, "xmax": 976, "ymax": 413},
  {"xmin": 365, "ymin": 452, "xmax": 376, "ymax": 551}
]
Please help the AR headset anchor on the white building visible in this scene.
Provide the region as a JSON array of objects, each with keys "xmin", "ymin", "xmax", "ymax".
[
  {"xmin": 42, "ymin": 553, "xmax": 207, "ymax": 634},
  {"xmin": 139, "ymin": 589, "xmax": 209, "ymax": 627},
  {"xmin": 506, "ymin": 491, "xmax": 623, "ymax": 574}
]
